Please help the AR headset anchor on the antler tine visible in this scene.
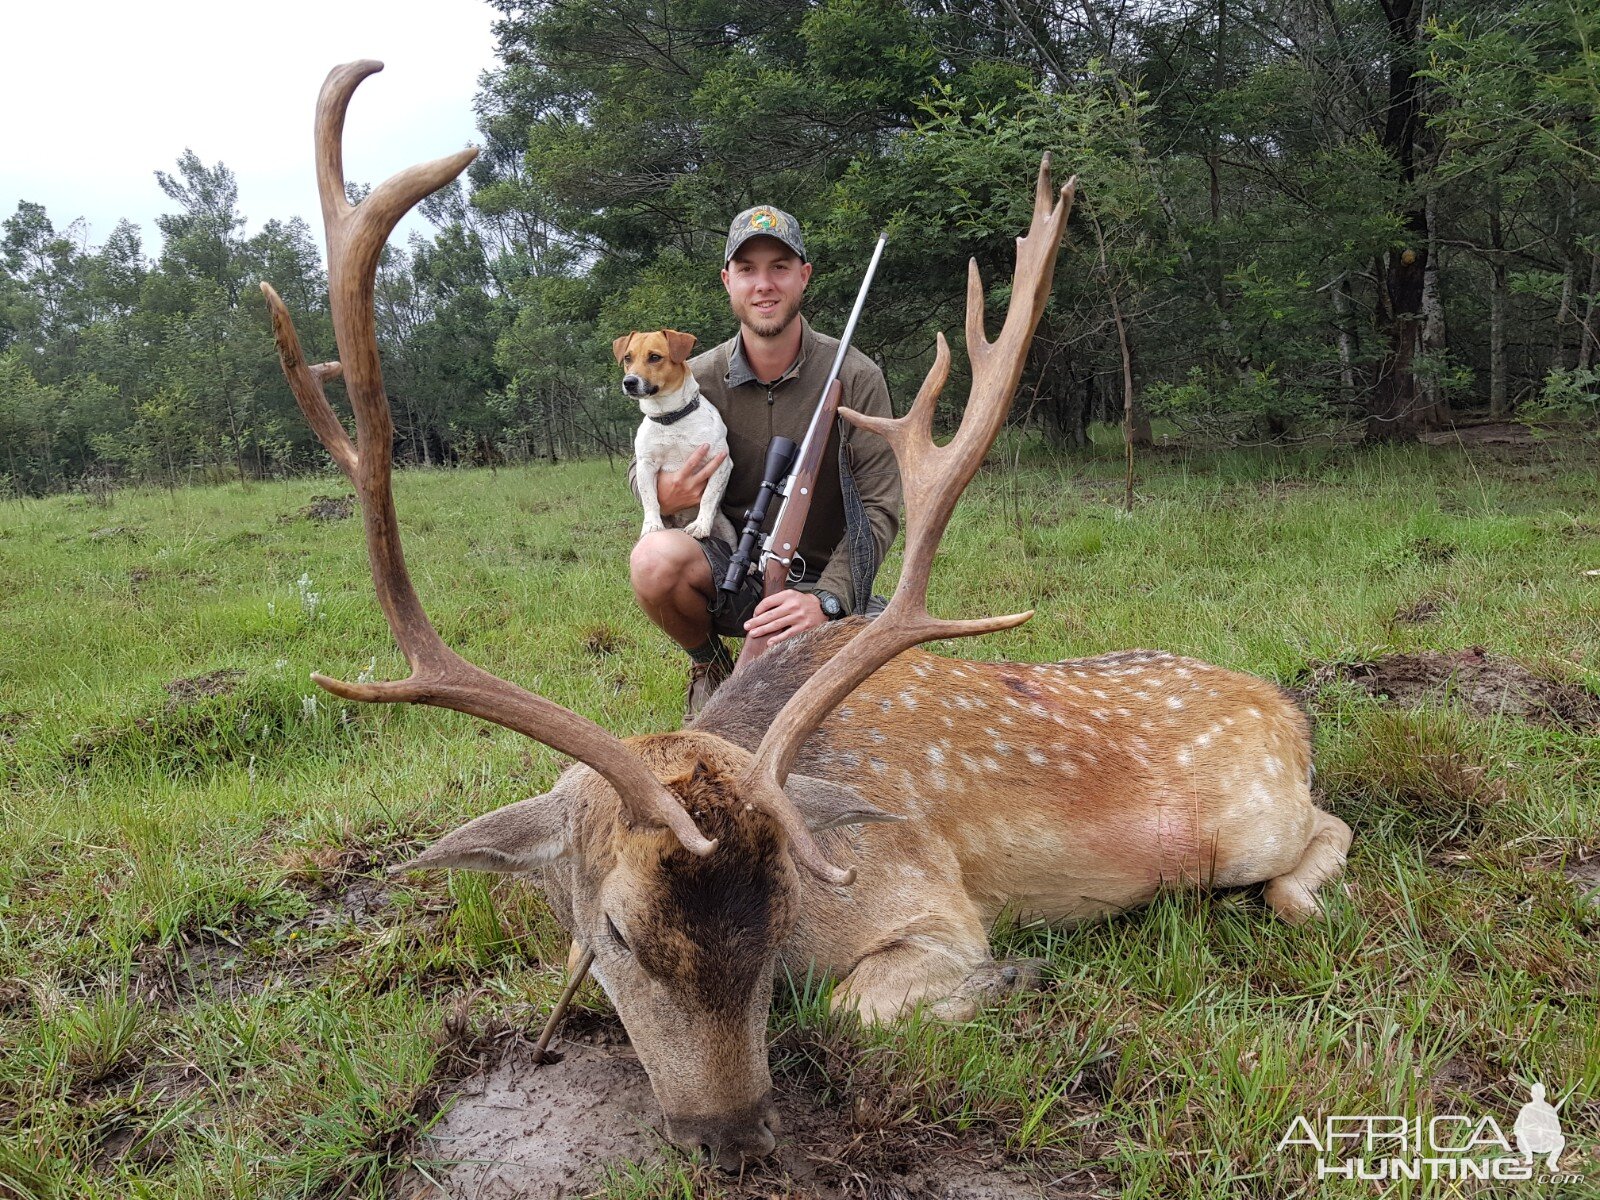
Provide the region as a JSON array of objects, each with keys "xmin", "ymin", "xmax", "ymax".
[
  {"xmin": 265, "ymin": 62, "xmax": 715, "ymax": 858},
  {"xmin": 260, "ymin": 282, "xmax": 358, "ymax": 480},
  {"xmin": 741, "ymin": 158, "xmax": 1076, "ymax": 882}
]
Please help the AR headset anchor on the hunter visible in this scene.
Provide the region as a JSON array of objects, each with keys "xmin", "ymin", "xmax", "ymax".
[{"xmin": 629, "ymin": 204, "xmax": 902, "ymax": 720}]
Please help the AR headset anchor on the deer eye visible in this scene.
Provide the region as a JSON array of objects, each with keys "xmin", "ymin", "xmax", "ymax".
[{"xmin": 605, "ymin": 914, "xmax": 631, "ymax": 954}]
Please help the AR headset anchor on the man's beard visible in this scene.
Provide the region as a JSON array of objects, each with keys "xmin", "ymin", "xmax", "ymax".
[{"xmin": 740, "ymin": 292, "xmax": 804, "ymax": 339}]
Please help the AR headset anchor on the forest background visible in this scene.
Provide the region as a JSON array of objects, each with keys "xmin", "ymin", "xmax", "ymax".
[{"xmin": 3, "ymin": 0, "xmax": 1598, "ymax": 494}]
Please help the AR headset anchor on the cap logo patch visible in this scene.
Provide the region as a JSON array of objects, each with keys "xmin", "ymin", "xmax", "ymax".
[{"xmin": 749, "ymin": 209, "xmax": 780, "ymax": 232}]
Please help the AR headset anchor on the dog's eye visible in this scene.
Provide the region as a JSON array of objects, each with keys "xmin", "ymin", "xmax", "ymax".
[
  {"xmin": 647, "ymin": 353, "xmax": 662, "ymax": 363},
  {"xmin": 622, "ymin": 354, "xmax": 632, "ymax": 364}
]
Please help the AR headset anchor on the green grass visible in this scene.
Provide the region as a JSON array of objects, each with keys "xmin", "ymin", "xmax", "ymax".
[{"xmin": 1, "ymin": 434, "xmax": 1597, "ymax": 1197}]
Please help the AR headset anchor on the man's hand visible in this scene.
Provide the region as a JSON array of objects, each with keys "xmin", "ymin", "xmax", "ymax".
[
  {"xmin": 744, "ymin": 589, "xmax": 825, "ymax": 645},
  {"xmin": 656, "ymin": 443, "xmax": 729, "ymax": 517}
]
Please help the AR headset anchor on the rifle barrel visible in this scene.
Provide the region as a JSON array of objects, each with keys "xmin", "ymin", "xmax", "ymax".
[{"xmin": 795, "ymin": 232, "xmax": 888, "ymax": 454}]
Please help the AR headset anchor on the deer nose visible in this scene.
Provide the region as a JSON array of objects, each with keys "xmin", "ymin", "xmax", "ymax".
[{"xmin": 667, "ymin": 1094, "xmax": 779, "ymax": 1171}]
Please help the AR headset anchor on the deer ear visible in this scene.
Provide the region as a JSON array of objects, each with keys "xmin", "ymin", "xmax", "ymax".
[
  {"xmin": 612, "ymin": 332, "xmax": 636, "ymax": 364},
  {"xmin": 663, "ymin": 329, "xmax": 698, "ymax": 364},
  {"xmin": 783, "ymin": 774, "xmax": 903, "ymax": 832},
  {"xmin": 394, "ymin": 793, "xmax": 569, "ymax": 875}
]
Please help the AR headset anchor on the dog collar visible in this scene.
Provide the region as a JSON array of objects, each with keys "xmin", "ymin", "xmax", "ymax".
[{"xmin": 647, "ymin": 396, "xmax": 701, "ymax": 426}]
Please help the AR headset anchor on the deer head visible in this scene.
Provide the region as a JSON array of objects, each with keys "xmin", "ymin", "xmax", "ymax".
[{"xmin": 263, "ymin": 60, "xmax": 1074, "ymax": 1168}]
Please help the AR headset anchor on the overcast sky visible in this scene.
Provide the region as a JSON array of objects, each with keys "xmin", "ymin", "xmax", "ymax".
[{"xmin": 2, "ymin": 0, "xmax": 499, "ymax": 256}]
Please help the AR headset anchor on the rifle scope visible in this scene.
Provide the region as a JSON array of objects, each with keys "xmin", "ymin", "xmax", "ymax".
[{"xmin": 717, "ymin": 435, "xmax": 798, "ymax": 604}]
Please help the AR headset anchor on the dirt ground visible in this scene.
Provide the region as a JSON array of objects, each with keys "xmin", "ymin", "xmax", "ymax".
[
  {"xmin": 162, "ymin": 667, "xmax": 246, "ymax": 709},
  {"xmin": 395, "ymin": 1038, "xmax": 1057, "ymax": 1200},
  {"xmin": 291, "ymin": 493, "xmax": 358, "ymax": 522},
  {"xmin": 1300, "ymin": 648, "xmax": 1600, "ymax": 729},
  {"xmin": 1415, "ymin": 421, "xmax": 1543, "ymax": 448}
]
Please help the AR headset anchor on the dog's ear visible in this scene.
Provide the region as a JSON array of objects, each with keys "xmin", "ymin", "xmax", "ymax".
[
  {"xmin": 612, "ymin": 332, "xmax": 636, "ymax": 364},
  {"xmin": 663, "ymin": 330, "xmax": 698, "ymax": 364}
]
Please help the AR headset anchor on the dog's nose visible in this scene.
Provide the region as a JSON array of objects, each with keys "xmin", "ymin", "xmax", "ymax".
[{"xmin": 622, "ymin": 374, "xmax": 656, "ymax": 396}]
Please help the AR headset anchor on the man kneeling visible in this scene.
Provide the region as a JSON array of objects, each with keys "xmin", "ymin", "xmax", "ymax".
[{"xmin": 629, "ymin": 204, "xmax": 901, "ymax": 720}]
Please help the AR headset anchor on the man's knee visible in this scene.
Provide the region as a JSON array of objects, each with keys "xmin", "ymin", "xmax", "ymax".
[{"xmin": 630, "ymin": 531, "xmax": 701, "ymax": 599}]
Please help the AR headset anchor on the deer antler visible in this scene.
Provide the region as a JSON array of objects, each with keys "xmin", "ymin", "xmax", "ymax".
[
  {"xmin": 261, "ymin": 61, "xmax": 715, "ymax": 858},
  {"xmin": 740, "ymin": 158, "xmax": 1077, "ymax": 866}
]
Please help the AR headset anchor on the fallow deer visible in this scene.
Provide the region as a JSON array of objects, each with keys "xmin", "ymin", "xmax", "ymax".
[{"xmin": 262, "ymin": 62, "xmax": 1353, "ymax": 1170}]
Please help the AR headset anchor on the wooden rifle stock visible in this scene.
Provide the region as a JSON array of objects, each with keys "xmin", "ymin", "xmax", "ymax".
[{"xmin": 734, "ymin": 378, "xmax": 842, "ymax": 668}]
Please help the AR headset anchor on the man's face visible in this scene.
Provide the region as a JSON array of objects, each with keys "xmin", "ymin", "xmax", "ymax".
[{"xmin": 721, "ymin": 238, "xmax": 812, "ymax": 339}]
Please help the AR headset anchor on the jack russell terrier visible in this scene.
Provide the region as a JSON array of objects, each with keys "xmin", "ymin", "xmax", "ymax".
[{"xmin": 615, "ymin": 329, "xmax": 735, "ymax": 543}]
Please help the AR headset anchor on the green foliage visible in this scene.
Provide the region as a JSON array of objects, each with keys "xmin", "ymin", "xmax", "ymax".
[
  {"xmin": 1528, "ymin": 365, "xmax": 1600, "ymax": 421},
  {"xmin": 4, "ymin": 444, "xmax": 1596, "ymax": 1196},
  {"xmin": 6, "ymin": 0, "xmax": 1600, "ymax": 492},
  {"xmin": 1144, "ymin": 364, "xmax": 1324, "ymax": 441}
]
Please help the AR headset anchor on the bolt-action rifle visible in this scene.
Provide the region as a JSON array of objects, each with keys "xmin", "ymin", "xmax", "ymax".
[{"xmin": 720, "ymin": 233, "xmax": 888, "ymax": 670}]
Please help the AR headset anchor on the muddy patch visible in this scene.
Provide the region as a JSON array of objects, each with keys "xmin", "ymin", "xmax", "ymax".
[
  {"xmin": 289, "ymin": 493, "xmax": 357, "ymax": 522},
  {"xmin": 132, "ymin": 932, "xmax": 292, "ymax": 1006},
  {"xmin": 1566, "ymin": 856, "xmax": 1600, "ymax": 910},
  {"xmin": 402, "ymin": 1042, "xmax": 663, "ymax": 1199},
  {"xmin": 579, "ymin": 623, "xmax": 627, "ymax": 658},
  {"xmin": 1300, "ymin": 649, "xmax": 1600, "ymax": 729},
  {"xmin": 163, "ymin": 668, "xmax": 245, "ymax": 710},
  {"xmin": 1391, "ymin": 593, "xmax": 1450, "ymax": 624},
  {"xmin": 403, "ymin": 1039, "xmax": 1055, "ymax": 1200},
  {"xmin": 0, "ymin": 710, "xmax": 28, "ymax": 745},
  {"xmin": 1426, "ymin": 1052, "xmax": 1495, "ymax": 1108},
  {"xmin": 286, "ymin": 874, "xmax": 405, "ymax": 937}
]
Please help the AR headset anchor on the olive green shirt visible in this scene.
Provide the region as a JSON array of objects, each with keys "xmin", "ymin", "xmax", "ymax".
[{"xmin": 630, "ymin": 318, "xmax": 902, "ymax": 614}]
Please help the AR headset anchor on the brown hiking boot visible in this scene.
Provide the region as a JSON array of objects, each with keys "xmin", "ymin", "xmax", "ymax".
[{"xmin": 684, "ymin": 655, "xmax": 731, "ymax": 725}]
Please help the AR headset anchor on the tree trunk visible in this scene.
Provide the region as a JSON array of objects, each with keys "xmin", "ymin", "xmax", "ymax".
[
  {"xmin": 1578, "ymin": 247, "xmax": 1600, "ymax": 372},
  {"xmin": 1489, "ymin": 205, "xmax": 1509, "ymax": 418},
  {"xmin": 1333, "ymin": 273, "xmax": 1359, "ymax": 409},
  {"xmin": 416, "ymin": 398, "xmax": 434, "ymax": 467},
  {"xmin": 1367, "ymin": 231, "xmax": 1429, "ymax": 440},
  {"xmin": 1417, "ymin": 189, "xmax": 1450, "ymax": 422},
  {"xmin": 1552, "ymin": 188, "xmax": 1578, "ymax": 371},
  {"xmin": 1366, "ymin": 0, "xmax": 1447, "ymax": 440},
  {"xmin": 1123, "ymin": 328, "xmax": 1153, "ymax": 450},
  {"xmin": 1208, "ymin": 0, "xmax": 1228, "ymax": 312}
]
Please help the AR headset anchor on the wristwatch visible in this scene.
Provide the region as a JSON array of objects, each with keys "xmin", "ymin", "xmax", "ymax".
[{"xmin": 813, "ymin": 589, "xmax": 846, "ymax": 620}]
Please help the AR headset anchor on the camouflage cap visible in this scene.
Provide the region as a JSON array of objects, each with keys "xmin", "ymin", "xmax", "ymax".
[{"xmin": 724, "ymin": 204, "xmax": 807, "ymax": 265}]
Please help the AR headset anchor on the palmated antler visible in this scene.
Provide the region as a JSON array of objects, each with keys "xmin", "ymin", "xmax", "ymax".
[
  {"xmin": 741, "ymin": 158, "xmax": 1077, "ymax": 852},
  {"xmin": 261, "ymin": 61, "xmax": 714, "ymax": 858}
]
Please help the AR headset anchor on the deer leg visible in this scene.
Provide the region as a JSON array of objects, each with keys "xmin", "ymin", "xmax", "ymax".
[
  {"xmin": 834, "ymin": 923, "xmax": 1046, "ymax": 1025},
  {"xmin": 1263, "ymin": 809, "xmax": 1352, "ymax": 925},
  {"xmin": 929, "ymin": 957, "xmax": 1049, "ymax": 1021},
  {"xmin": 835, "ymin": 943, "xmax": 1048, "ymax": 1024},
  {"xmin": 832, "ymin": 939, "xmax": 984, "ymax": 1024}
]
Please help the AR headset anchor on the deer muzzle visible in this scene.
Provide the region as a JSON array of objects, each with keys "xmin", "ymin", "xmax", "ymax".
[{"xmin": 664, "ymin": 1091, "xmax": 780, "ymax": 1170}]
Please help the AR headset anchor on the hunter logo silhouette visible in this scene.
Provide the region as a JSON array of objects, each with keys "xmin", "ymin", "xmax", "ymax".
[{"xmin": 1513, "ymin": 1084, "xmax": 1564, "ymax": 1171}]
